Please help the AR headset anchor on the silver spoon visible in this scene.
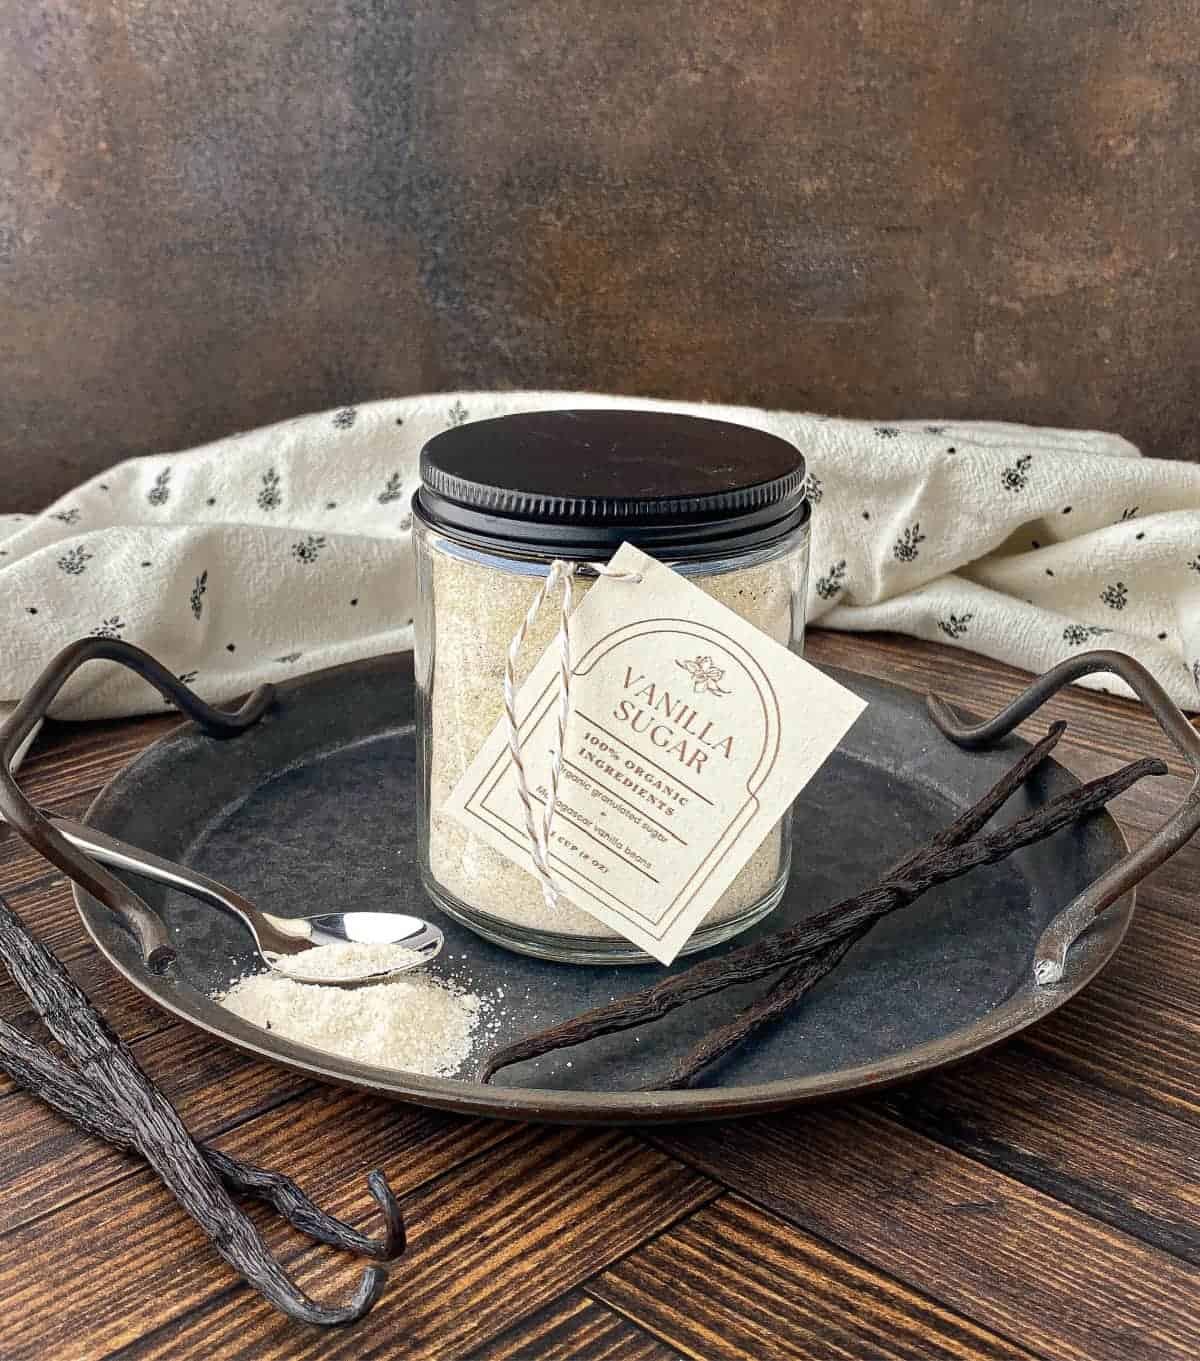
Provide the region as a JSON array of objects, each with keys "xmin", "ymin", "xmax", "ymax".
[{"xmin": 51, "ymin": 814, "xmax": 444, "ymax": 986}]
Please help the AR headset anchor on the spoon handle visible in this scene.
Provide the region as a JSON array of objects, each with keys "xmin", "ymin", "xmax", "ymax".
[{"xmin": 49, "ymin": 816, "xmax": 311, "ymax": 958}]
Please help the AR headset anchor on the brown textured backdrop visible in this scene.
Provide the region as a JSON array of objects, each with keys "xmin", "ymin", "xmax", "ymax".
[{"xmin": 3, "ymin": 1, "xmax": 1198, "ymax": 508}]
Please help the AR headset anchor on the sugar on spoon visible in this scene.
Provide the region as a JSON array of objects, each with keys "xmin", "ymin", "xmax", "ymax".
[{"xmin": 51, "ymin": 814, "xmax": 444, "ymax": 986}]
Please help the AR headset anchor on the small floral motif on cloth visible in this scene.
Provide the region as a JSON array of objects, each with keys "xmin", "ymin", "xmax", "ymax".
[
  {"xmin": 378, "ymin": 472, "xmax": 405, "ymax": 504},
  {"xmin": 291, "ymin": 535, "xmax": 326, "ymax": 565},
  {"xmin": 57, "ymin": 546, "xmax": 93, "ymax": 576},
  {"xmin": 190, "ymin": 571, "xmax": 208, "ymax": 620},
  {"xmin": 893, "ymin": 523, "xmax": 926, "ymax": 562},
  {"xmin": 815, "ymin": 560, "xmax": 847, "ymax": 601},
  {"xmin": 147, "ymin": 469, "xmax": 171, "ymax": 506},
  {"xmin": 1001, "ymin": 455, "xmax": 1032, "ymax": 492},
  {"xmin": 1100, "ymin": 582, "xmax": 1129, "ymax": 611},
  {"xmin": 257, "ymin": 468, "xmax": 282, "ymax": 511},
  {"xmin": 937, "ymin": 612, "xmax": 973, "ymax": 640},
  {"xmin": 1063, "ymin": 625, "xmax": 1112, "ymax": 647}
]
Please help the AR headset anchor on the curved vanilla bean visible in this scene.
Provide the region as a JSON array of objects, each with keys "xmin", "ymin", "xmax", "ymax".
[
  {"xmin": 659, "ymin": 721, "xmax": 1068, "ymax": 1088},
  {"xmin": 0, "ymin": 1017, "xmax": 403, "ymax": 1260},
  {"xmin": 209, "ymin": 1165, "xmax": 404, "ymax": 1263},
  {"xmin": 0, "ymin": 894, "xmax": 386, "ymax": 1325},
  {"xmin": 482, "ymin": 755, "xmax": 1165, "ymax": 1082}
]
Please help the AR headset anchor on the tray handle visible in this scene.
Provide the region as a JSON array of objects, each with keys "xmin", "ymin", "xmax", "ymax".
[
  {"xmin": 927, "ymin": 649, "xmax": 1200, "ymax": 985},
  {"xmin": 0, "ymin": 639, "xmax": 275, "ymax": 970}
]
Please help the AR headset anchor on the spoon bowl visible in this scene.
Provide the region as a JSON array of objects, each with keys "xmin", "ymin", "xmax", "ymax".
[{"xmin": 257, "ymin": 911, "xmax": 445, "ymax": 983}]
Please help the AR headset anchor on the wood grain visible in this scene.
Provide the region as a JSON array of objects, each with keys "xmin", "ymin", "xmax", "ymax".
[
  {"xmin": 467, "ymin": 1293, "xmax": 685, "ymax": 1361},
  {"xmin": 590, "ymin": 1196, "xmax": 1041, "ymax": 1361},
  {"xmin": 109, "ymin": 1128, "xmax": 718, "ymax": 1361},
  {"xmin": 0, "ymin": 1100, "xmax": 523, "ymax": 1361},
  {"xmin": 882, "ymin": 1049, "xmax": 1200, "ymax": 1265},
  {"xmin": 0, "ymin": 632, "xmax": 1194, "ymax": 1358},
  {"xmin": 7, "ymin": 716, "xmax": 177, "ymax": 806},
  {"xmin": 1104, "ymin": 906, "xmax": 1200, "ymax": 1022},
  {"xmin": 1020, "ymin": 982, "xmax": 1200, "ymax": 1122},
  {"xmin": 651, "ymin": 1110, "xmax": 1200, "ymax": 1361}
]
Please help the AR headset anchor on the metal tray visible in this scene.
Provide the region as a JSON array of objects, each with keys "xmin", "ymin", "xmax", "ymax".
[{"xmin": 4, "ymin": 643, "xmax": 1196, "ymax": 1125}]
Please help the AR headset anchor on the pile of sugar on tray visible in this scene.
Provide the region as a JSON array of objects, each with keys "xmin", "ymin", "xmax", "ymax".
[{"xmin": 218, "ymin": 943, "xmax": 501, "ymax": 1077}]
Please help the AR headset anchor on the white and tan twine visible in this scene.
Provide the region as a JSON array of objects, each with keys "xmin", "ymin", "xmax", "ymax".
[{"xmin": 502, "ymin": 560, "xmax": 642, "ymax": 909}]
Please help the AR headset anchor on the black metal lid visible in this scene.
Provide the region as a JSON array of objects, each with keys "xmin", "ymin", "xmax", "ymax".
[{"xmin": 414, "ymin": 409, "xmax": 807, "ymax": 560}]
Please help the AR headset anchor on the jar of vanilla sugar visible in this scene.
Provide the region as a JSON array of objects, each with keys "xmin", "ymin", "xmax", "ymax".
[{"xmin": 413, "ymin": 409, "xmax": 811, "ymax": 963}]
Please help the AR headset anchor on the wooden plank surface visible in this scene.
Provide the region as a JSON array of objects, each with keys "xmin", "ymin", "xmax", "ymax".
[
  {"xmin": 468, "ymin": 1294, "xmax": 685, "ymax": 1361},
  {"xmin": 105, "ymin": 1128, "xmax": 717, "ymax": 1361},
  {"xmin": 650, "ymin": 1112, "xmax": 1200, "ymax": 1361},
  {"xmin": 589, "ymin": 1197, "xmax": 1042, "ymax": 1361},
  {"xmin": 0, "ymin": 630, "xmax": 1195, "ymax": 1360},
  {"xmin": 882, "ymin": 1051, "xmax": 1200, "ymax": 1266}
]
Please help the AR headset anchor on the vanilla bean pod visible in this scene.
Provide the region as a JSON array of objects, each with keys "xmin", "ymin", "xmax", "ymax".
[
  {"xmin": 659, "ymin": 722, "xmax": 1068, "ymax": 1089},
  {"xmin": 482, "ymin": 754, "xmax": 1165, "ymax": 1082},
  {"xmin": 0, "ymin": 1015, "xmax": 402, "ymax": 1259},
  {"xmin": 0, "ymin": 893, "xmax": 388, "ymax": 1325}
]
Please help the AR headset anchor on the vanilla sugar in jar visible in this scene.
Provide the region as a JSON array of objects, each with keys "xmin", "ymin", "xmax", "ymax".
[{"xmin": 412, "ymin": 409, "xmax": 811, "ymax": 963}]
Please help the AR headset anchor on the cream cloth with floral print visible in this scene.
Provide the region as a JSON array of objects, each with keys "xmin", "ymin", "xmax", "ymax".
[{"xmin": 2, "ymin": 391, "xmax": 1198, "ymax": 720}]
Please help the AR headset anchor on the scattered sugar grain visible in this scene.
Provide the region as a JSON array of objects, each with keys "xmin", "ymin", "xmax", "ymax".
[{"xmin": 218, "ymin": 968, "xmax": 485, "ymax": 1077}]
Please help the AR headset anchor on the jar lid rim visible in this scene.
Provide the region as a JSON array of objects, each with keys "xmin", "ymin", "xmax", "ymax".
[{"xmin": 418, "ymin": 409, "xmax": 808, "ymax": 556}]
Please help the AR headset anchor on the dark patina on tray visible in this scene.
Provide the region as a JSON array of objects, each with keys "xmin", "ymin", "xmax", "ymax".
[{"xmin": 5, "ymin": 644, "xmax": 1197, "ymax": 1125}]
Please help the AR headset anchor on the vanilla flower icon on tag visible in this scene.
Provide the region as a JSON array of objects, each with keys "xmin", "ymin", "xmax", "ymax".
[{"xmin": 676, "ymin": 654, "xmax": 732, "ymax": 697}]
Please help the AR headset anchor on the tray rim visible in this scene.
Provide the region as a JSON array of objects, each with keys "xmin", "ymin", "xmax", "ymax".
[{"xmin": 73, "ymin": 653, "xmax": 1136, "ymax": 1126}]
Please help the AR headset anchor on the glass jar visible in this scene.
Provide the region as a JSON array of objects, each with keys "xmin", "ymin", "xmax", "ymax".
[{"xmin": 413, "ymin": 409, "xmax": 810, "ymax": 963}]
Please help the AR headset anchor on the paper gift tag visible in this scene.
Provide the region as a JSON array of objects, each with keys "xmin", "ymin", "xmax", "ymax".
[{"xmin": 443, "ymin": 543, "xmax": 867, "ymax": 963}]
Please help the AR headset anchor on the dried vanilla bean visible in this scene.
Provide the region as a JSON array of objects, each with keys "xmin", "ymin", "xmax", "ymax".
[
  {"xmin": 660, "ymin": 721, "xmax": 1067, "ymax": 1088},
  {"xmin": 482, "ymin": 753, "xmax": 1165, "ymax": 1082},
  {"xmin": 0, "ymin": 1016, "xmax": 402, "ymax": 1259},
  {"xmin": 0, "ymin": 893, "xmax": 387, "ymax": 1325}
]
